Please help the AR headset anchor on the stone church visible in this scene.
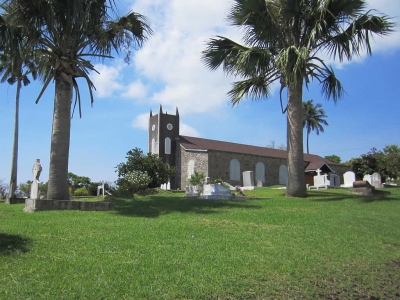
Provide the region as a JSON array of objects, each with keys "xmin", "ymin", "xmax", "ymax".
[{"xmin": 148, "ymin": 106, "xmax": 349, "ymax": 190}]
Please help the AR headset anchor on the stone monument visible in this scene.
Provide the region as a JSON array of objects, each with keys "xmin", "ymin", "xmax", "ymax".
[{"xmin": 30, "ymin": 159, "xmax": 42, "ymax": 200}]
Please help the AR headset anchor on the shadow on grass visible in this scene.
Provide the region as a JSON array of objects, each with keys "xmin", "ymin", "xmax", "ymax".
[
  {"xmin": 109, "ymin": 195, "xmax": 262, "ymax": 218},
  {"xmin": 308, "ymin": 189, "xmax": 398, "ymax": 203},
  {"xmin": 0, "ymin": 233, "xmax": 32, "ymax": 255}
]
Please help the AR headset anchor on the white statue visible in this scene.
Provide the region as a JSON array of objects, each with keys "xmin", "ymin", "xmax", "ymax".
[
  {"xmin": 32, "ymin": 159, "xmax": 42, "ymax": 184},
  {"xmin": 30, "ymin": 159, "xmax": 42, "ymax": 199}
]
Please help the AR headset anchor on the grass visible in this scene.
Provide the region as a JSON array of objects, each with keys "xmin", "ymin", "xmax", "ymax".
[{"xmin": 1, "ymin": 187, "xmax": 399, "ymax": 299}]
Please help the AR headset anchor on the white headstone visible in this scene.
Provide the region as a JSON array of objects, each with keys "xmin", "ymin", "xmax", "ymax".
[
  {"xmin": 243, "ymin": 171, "xmax": 254, "ymax": 187},
  {"xmin": 257, "ymin": 179, "xmax": 263, "ymax": 187},
  {"xmin": 363, "ymin": 174, "xmax": 372, "ymax": 184},
  {"xmin": 371, "ymin": 172, "xmax": 381, "ymax": 187},
  {"xmin": 341, "ymin": 171, "xmax": 356, "ymax": 188}
]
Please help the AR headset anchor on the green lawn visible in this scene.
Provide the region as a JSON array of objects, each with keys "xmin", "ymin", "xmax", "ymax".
[{"xmin": 1, "ymin": 188, "xmax": 399, "ymax": 299}]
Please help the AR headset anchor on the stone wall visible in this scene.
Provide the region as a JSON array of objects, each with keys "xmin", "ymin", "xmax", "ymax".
[
  {"xmin": 178, "ymin": 149, "xmax": 209, "ymax": 189},
  {"xmin": 24, "ymin": 199, "xmax": 115, "ymax": 213},
  {"xmin": 208, "ymin": 151, "xmax": 287, "ymax": 187}
]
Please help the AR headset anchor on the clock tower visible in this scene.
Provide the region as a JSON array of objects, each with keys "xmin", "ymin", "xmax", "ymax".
[{"xmin": 148, "ymin": 105, "xmax": 180, "ymax": 187}]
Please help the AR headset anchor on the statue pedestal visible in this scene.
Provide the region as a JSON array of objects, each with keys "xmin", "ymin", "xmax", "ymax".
[{"xmin": 30, "ymin": 182, "xmax": 40, "ymax": 200}]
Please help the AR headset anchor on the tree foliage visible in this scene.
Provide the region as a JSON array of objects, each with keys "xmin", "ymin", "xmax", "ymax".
[
  {"xmin": 350, "ymin": 145, "xmax": 400, "ymax": 181},
  {"xmin": 0, "ymin": 0, "xmax": 152, "ymax": 200},
  {"xmin": 202, "ymin": 0, "xmax": 393, "ymax": 197},
  {"xmin": 188, "ymin": 171, "xmax": 205, "ymax": 186},
  {"xmin": 325, "ymin": 154, "xmax": 341, "ymax": 164},
  {"xmin": 303, "ymin": 100, "xmax": 328, "ymax": 154},
  {"xmin": 116, "ymin": 148, "xmax": 176, "ymax": 192}
]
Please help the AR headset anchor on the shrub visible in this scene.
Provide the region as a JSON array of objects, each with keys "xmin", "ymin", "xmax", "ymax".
[
  {"xmin": 74, "ymin": 187, "xmax": 90, "ymax": 196},
  {"xmin": 125, "ymin": 170, "xmax": 151, "ymax": 193},
  {"xmin": 189, "ymin": 171, "xmax": 205, "ymax": 186},
  {"xmin": 214, "ymin": 178, "xmax": 222, "ymax": 184}
]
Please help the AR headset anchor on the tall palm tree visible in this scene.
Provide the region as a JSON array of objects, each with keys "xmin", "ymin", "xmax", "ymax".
[
  {"xmin": 202, "ymin": 0, "xmax": 393, "ymax": 197},
  {"xmin": 302, "ymin": 100, "xmax": 328, "ymax": 154},
  {"xmin": 2, "ymin": 0, "xmax": 152, "ymax": 200},
  {"xmin": 0, "ymin": 16, "xmax": 38, "ymax": 203}
]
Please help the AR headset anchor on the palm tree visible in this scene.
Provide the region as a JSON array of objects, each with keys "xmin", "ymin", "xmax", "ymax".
[
  {"xmin": 302, "ymin": 100, "xmax": 328, "ymax": 154},
  {"xmin": 202, "ymin": 0, "xmax": 393, "ymax": 197},
  {"xmin": 0, "ymin": 16, "xmax": 38, "ymax": 203},
  {"xmin": 2, "ymin": 0, "xmax": 152, "ymax": 200}
]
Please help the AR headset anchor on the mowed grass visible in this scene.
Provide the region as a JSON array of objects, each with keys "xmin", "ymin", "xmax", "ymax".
[{"xmin": 1, "ymin": 188, "xmax": 399, "ymax": 299}]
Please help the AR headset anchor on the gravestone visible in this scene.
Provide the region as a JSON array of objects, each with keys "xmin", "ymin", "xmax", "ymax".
[
  {"xmin": 349, "ymin": 180, "xmax": 375, "ymax": 196},
  {"xmin": 311, "ymin": 169, "xmax": 330, "ymax": 189},
  {"xmin": 341, "ymin": 171, "xmax": 355, "ymax": 188},
  {"xmin": 371, "ymin": 172, "xmax": 382, "ymax": 187},
  {"xmin": 30, "ymin": 159, "xmax": 42, "ymax": 200},
  {"xmin": 200, "ymin": 184, "xmax": 233, "ymax": 200},
  {"xmin": 363, "ymin": 174, "xmax": 372, "ymax": 184},
  {"xmin": 329, "ymin": 174, "xmax": 341, "ymax": 187},
  {"xmin": 257, "ymin": 179, "xmax": 263, "ymax": 188},
  {"xmin": 242, "ymin": 171, "xmax": 254, "ymax": 189}
]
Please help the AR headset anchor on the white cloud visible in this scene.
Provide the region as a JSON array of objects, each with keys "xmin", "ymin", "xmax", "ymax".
[
  {"xmin": 122, "ymin": 0, "xmax": 400, "ymax": 116},
  {"xmin": 121, "ymin": 80, "xmax": 148, "ymax": 99},
  {"xmin": 132, "ymin": 113, "xmax": 149, "ymax": 130},
  {"xmin": 91, "ymin": 64, "xmax": 124, "ymax": 98},
  {"xmin": 180, "ymin": 123, "xmax": 200, "ymax": 137}
]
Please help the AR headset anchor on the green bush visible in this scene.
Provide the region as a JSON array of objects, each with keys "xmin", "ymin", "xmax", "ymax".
[
  {"xmin": 189, "ymin": 171, "xmax": 205, "ymax": 186},
  {"xmin": 74, "ymin": 187, "xmax": 90, "ymax": 196}
]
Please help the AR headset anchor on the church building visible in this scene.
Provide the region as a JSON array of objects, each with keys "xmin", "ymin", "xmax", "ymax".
[{"xmin": 148, "ymin": 106, "xmax": 349, "ymax": 190}]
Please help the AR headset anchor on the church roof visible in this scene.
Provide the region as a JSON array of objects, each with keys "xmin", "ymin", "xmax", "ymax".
[{"xmin": 179, "ymin": 135, "xmax": 336, "ymax": 171}]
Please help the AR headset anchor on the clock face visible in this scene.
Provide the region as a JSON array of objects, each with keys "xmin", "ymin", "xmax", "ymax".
[
  {"xmin": 152, "ymin": 125, "xmax": 155, "ymax": 131},
  {"xmin": 167, "ymin": 123, "xmax": 173, "ymax": 130}
]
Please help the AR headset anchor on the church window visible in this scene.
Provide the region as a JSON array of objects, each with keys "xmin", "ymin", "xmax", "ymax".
[
  {"xmin": 165, "ymin": 137, "xmax": 171, "ymax": 154},
  {"xmin": 230, "ymin": 159, "xmax": 240, "ymax": 181},
  {"xmin": 187, "ymin": 160, "xmax": 195, "ymax": 178},
  {"xmin": 279, "ymin": 164, "xmax": 288, "ymax": 185},
  {"xmin": 151, "ymin": 138, "xmax": 155, "ymax": 154},
  {"xmin": 255, "ymin": 162, "xmax": 266, "ymax": 183}
]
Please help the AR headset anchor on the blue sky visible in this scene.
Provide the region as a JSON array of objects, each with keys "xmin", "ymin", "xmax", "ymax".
[{"xmin": 1, "ymin": 0, "xmax": 400, "ymax": 185}]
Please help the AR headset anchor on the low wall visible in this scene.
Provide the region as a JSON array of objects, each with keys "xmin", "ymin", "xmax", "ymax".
[
  {"xmin": 24, "ymin": 199, "xmax": 115, "ymax": 213},
  {"xmin": 5, "ymin": 198, "xmax": 26, "ymax": 204}
]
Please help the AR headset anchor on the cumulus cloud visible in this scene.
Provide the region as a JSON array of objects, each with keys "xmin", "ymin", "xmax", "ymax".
[
  {"xmin": 132, "ymin": 113, "xmax": 149, "ymax": 130},
  {"xmin": 125, "ymin": 0, "xmax": 400, "ymax": 116},
  {"xmin": 91, "ymin": 64, "xmax": 125, "ymax": 98},
  {"xmin": 121, "ymin": 80, "xmax": 148, "ymax": 99}
]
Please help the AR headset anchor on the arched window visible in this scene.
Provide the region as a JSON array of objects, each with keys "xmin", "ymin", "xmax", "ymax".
[
  {"xmin": 255, "ymin": 162, "xmax": 266, "ymax": 183},
  {"xmin": 229, "ymin": 159, "xmax": 240, "ymax": 181},
  {"xmin": 151, "ymin": 138, "xmax": 155, "ymax": 154},
  {"xmin": 279, "ymin": 164, "xmax": 288, "ymax": 185},
  {"xmin": 165, "ymin": 137, "xmax": 171, "ymax": 154},
  {"xmin": 187, "ymin": 160, "xmax": 195, "ymax": 178}
]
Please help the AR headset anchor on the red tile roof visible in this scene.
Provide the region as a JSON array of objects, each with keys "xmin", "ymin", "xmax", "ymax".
[{"xmin": 179, "ymin": 135, "xmax": 336, "ymax": 171}]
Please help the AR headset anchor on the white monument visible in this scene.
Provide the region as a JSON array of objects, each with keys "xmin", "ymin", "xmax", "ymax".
[
  {"xmin": 30, "ymin": 159, "xmax": 42, "ymax": 200},
  {"xmin": 242, "ymin": 171, "xmax": 255, "ymax": 190},
  {"xmin": 341, "ymin": 171, "xmax": 356, "ymax": 188},
  {"xmin": 371, "ymin": 172, "xmax": 382, "ymax": 187}
]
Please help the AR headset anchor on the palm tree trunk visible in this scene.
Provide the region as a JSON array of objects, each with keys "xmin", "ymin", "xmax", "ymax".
[
  {"xmin": 307, "ymin": 130, "xmax": 310, "ymax": 154},
  {"xmin": 6, "ymin": 79, "xmax": 21, "ymax": 204},
  {"xmin": 47, "ymin": 76, "xmax": 72, "ymax": 200},
  {"xmin": 286, "ymin": 83, "xmax": 307, "ymax": 197}
]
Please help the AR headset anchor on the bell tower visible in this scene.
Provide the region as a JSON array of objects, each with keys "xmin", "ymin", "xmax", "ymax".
[{"xmin": 148, "ymin": 105, "xmax": 180, "ymax": 187}]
